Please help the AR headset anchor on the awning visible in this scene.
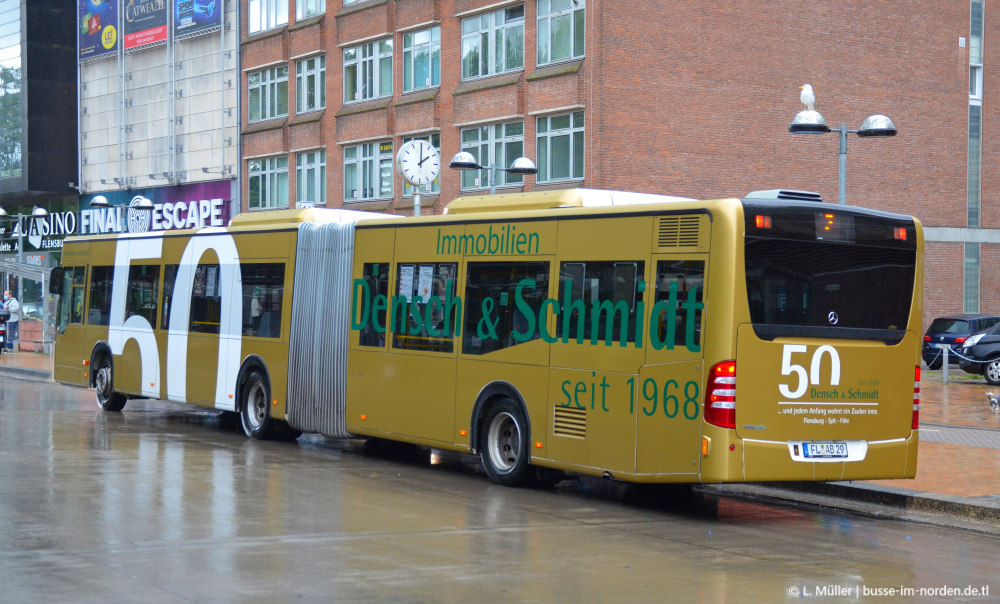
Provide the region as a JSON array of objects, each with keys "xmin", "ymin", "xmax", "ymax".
[{"xmin": 1, "ymin": 262, "xmax": 52, "ymax": 283}]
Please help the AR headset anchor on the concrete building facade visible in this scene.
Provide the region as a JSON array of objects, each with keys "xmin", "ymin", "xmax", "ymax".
[
  {"xmin": 77, "ymin": 0, "xmax": 240, "ymax": 228},
  {"xmin": 238, "ymin": 1, "xmax": 998, "ymax": 329}
]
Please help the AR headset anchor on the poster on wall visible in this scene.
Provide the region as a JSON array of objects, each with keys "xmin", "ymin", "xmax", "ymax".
[
  {"xmin": 174, "ymin": 0, "xmax": 222, "ymax": 38},
  {"xmin": 78, "ymin": 0, "xmax": 119, "ymax": 60},
  {"xmin": 123, "ymin": 0, "xmax": 168, "ymax": 49}
]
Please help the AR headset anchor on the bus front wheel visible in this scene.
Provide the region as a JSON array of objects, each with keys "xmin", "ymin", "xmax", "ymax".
[
  {"xmin": 480, "ymin": 398, "xmax": 532, "ymax": 487},
  {"xmin": 95, "ymin": 357, "xmax": 127, "ymax": 412},
  {"xmin": 240, "ymin": 371, "xmax": 273, "ymax": 439}
]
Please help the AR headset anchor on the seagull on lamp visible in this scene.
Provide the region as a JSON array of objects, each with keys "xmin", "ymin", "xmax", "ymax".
[
  {"xmin": 987, "ymin": 392, "xmax": 1000, "ymax": 413},
  {"xmin": 799, "ymin": 84, "xmax": 815, "ymax": 111}
]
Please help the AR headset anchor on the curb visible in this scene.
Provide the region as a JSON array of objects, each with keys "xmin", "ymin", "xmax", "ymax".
[
  {"xmin": 706, "ymin": 481, "xmax": 1000, "ymax": 531},
  {"xmin": 0, "ymin": 361, "xmax": 52, "ymax": 381}
]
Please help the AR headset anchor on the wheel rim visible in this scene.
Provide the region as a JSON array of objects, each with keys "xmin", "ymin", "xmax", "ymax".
[
  {"xmin": 246, "ymin": 382, "xmax": 267, "ymax": 429},
  {"xmin": 487, "ymin": 411, "xmax": 521, "ymax": 472},
  {"xmin": 988, "ymin": 362, "xmax": 1000, "ymax": 382},
  {"xmin": 96, "ymin": 364, "xmax": 112, "ymax": 401}
]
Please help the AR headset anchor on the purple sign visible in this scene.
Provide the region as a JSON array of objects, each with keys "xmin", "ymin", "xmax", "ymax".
[{"xmin": 78, "ymin": 181, "xmax": 233, "ymax": 235}]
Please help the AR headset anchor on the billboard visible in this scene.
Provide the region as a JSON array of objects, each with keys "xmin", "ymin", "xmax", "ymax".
[
  {"xmin": 124, "ymin": 0, "xmax": 168, "ymax": 49},
  {"xmin": 78, "ymin": 0, "xmax": 119, "ymax": 60},
  {"xmin": 78, "ymin": 181, "xmax": 233, "ymax": 235},
  {"xmin": 175, "ymin": 0, "xmax": 222, "ymax": 38}
]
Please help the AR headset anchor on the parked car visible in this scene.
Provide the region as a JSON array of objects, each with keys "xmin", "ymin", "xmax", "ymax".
[
  {"xmin": 959, "ymin": 322, "xmax": 1000, "ymax": 383},
  {"xmin": 922, "ymin": 314, "xmax": 1000, "ymax": 369}
]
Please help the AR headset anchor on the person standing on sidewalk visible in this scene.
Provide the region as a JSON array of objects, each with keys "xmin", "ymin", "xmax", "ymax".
[{"xmin": 3, "ymin": 290, "xmax": 18, "ymax": 353}]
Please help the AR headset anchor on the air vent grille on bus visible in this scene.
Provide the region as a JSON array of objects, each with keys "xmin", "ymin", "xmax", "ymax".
[
  {"xmin": 657, "ymin": 216, "xmax": 702, "ymax": 248},
  {"xmin": 553, "ymin": 406, "xmax": 587, "ymax": 439},
  {"xmin": 744, "ymin": 189, "xmax": 823, "ymax": 202}
]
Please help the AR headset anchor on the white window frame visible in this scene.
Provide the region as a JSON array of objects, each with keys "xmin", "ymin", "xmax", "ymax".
[
  {"xmin": 248, "ymin": 0, "xmax": 288, "ymax": 34},
  {"xmin": 536, "ymin": 0, "xmax": 585, "ymax": 66},
  {"xmin": 402, "ymin": 133, "xmax": 441, "ymax": 196},
  {"xmin": 971, "ymin": 64, "xmax": 983, "ymax": 103},
  {"xmin": 461, "ymin": 6, "xmax": 524, "ymax": 81},
  {"xmin": 459, "ymin": 122, "xmax": 525, "ymax": 190},
  {"xmin": 248, "ymin": 66, "xmax": 289, "ymax": 122},
  {"xmin": 536, "ymin": 111, "xmax": 584, "ymax": 183},
  {"xmin": 343, "ymin": 39, "xmax": 393, "ymax": 103},
  {"xmin": 296, "ymin": 55, "xmax": 326, "ymax": 113},
  {"xmin": 403, "ymin": 26, "xmax": 441, "ymax": 93},
  {"xmin": 344, "ymin": 142, "xmax": 393, "ymax": 202},
  {"xmin": 296, "ymin": 150, "xmax": 326, "ymax": 206},
  {"xmin": 296, "ymin": 0, "xmax": 324, "ymax": 20},
  {"xmin": 249, "ymin": 156, "xmax": 290, "ymax": 209}
]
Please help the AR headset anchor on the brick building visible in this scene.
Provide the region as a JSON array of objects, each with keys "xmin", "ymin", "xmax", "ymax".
[{"xmin": 241, "ymin": 0, "xmax": 991, "ymax": 329}]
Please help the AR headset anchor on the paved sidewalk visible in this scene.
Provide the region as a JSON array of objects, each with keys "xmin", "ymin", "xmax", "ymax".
[{"xmin": 3, "ymin": 352, "xmax": 999, "ymax": 528}]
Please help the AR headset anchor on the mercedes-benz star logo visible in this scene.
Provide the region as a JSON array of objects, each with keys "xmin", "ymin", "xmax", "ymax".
[{"xmin": 828, "ymin": 311, "xmax": 839, "ymax": 325}]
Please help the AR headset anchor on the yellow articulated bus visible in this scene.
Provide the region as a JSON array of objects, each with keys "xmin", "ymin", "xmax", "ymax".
[{"xmin": 52, "ymin": 188, "xmax": 923, "ymax": 486}]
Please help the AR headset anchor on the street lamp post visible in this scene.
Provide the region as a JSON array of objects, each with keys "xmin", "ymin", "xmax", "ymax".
[
  {"xmin": 449, "ymin": 152, "xmax": 538, "ymax": 195},
  {"xmin": 789, "ymin": 109, "xmax": 897, "ymax": 205}
]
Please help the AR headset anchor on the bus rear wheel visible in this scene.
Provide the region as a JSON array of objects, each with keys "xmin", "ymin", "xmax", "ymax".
[
  {"xmin": 240, "ymin": 371, "xmax": 273, "ymax": 439},
  {"xmin": 480, "ymin": 398, "xmax": 532, "ymax": 487},
  {"xmin": 94, "ymin": 357, "xmax": 127, "ymax": 412}
]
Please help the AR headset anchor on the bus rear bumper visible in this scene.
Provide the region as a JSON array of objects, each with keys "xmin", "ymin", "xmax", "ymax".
[{"xmin": 737, "ymin": 432, "xmax": 918, "ymax": 482}]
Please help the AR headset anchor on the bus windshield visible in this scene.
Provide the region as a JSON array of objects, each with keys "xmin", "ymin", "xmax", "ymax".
[{"xmin": 743, "ymin": 203, "xmax": 917, "ymax": 342}]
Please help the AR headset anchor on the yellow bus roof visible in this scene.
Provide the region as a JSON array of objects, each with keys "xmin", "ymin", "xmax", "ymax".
[{"xmin": 443, "ymin": 188, "xmax": 696, "ymax": 214}]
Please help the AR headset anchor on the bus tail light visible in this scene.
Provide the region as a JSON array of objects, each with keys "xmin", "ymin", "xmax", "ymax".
[
  {"xmin": 912, "ymin": 366, "xmax": 921, "ymax": 430},
  {"xmin": 705, "ymin": 361, "xmax": 736, "ymax": 429}
]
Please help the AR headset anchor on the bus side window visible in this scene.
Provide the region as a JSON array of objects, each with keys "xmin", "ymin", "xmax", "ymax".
[
  {"xmin": 88, "ymin": 266, "xmax": 114, "ymax": 326},
  {"xmin": 161, "ymin": 265, "xmax": 177, "ymax": 330},
  {"xmin": 654, "ymin": 260, "xmax": 705, "ymax": 349},
  {"xmin": 57, "ymin": 267, "xmax": 80, "ymax": 333},
  {"xmin": 71, "ymin": 267, "xmax": 85, "ymax": 324},
  {"xmin": 462, "ymin": 261, "xmax": 550, "ymax": 355},
  {"xmin": 240, "ymin": 263, "xmax": 285, "ymax": 338},
  {"xmin": 125, "ymin": 265, "xmax": 160, "ymax": 327},
  {"xmin": 557, "ymin": 260, "xmax": 645, "ymax": 345},
  {"xmin": 190, "ymin": 264, "xmax": 221, "ymax": 334},
  {"xmin": 391, "ymin": 262, "xmax": 457, "ymax": 353},
  {"xmin": 358, "ymin": 262, "xmax": 389, "ymax": 347}
]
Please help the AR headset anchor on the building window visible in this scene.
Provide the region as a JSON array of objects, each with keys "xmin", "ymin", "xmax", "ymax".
[
  {"xmin": 248, "ymin": 0, "xmax": 288, "ymax": 34},
  {"xmin": 403, "ymin": 134, "xmax": 440, "ymax": 196},
  {"xmin": 460, "ymin": 122, "xmax": 524, "ymax": 190},
  {"xmin": 536, "ymin": 111, "xmax": 584, "ymax": 183},
  {"xmin": 344, "ymin": 40, "xmax": 393, "ymax": 103},
  {"xmin": 537, "ymin": 0, "xmax": 585, "ymax": 66},
  {"xmin": 964, "ymin": 242, "xmax": 981, "ymax": 313},
  {"xmin": 970, "ymin": 64, "xmax": 983, "ymax": 101},
  {"xmin": 403, "ymin": 26, "xmax": 441, "ymax": 93},
  {"xmin": 249, "ymin": 157, "xmax": 289, "ymax": 209},
  {"xmin": 296, "ymin": 55, "xmax": 326, "ymax": 113},
  {"xmin": 461, "ymin": 6, "xmax": 524, "ymax": 80},
  {"xmin": 296, "ymin": 0, "xmax": 324, "ymax": 20},
  {"xmin": 296, "ymin": 150, "xmax": 326, "ymax": 205},
  {"xmin": 344, "ymin": 142, "xmax": 393, "ymax": 201},
  {"xmin": 248, "ymin": 66, "xmax": 289, "ymax": 122}
]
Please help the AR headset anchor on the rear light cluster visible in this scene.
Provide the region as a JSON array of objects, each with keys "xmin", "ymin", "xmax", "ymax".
[
  {"xmin": 705, "ymin": 361, "xmax": 736, "ymax": 429},
  {"xmin": 912, "ymin": 365, "xmax": 921, "ymax": 430},
  {"xmin": 954, "ymin": 337, "xmax": 967, "ymax": 344}
]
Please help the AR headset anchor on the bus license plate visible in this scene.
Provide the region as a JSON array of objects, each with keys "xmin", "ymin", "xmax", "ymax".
[{"xmin": 804, "ymin": 442, "xmax": 848, "ymax": 458}]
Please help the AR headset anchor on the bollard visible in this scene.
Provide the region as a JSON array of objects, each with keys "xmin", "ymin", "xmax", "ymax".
[{"xmin": 943, "ymin": 346, "xmax": 949, "ymax": 385}]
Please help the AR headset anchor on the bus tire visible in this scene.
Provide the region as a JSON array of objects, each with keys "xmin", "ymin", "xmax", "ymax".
[
  {"xmin": 985, "ymin": 358, "xmax": 1000, "ymax": 385},
  {"xmin": 480, "ymin": 398, "xmax": 532, "ymax": 487},
  {"xmin": 239, "ymin": 371, "xmax": 273, "ymax": 440},
  {"xmin": 94, "ymin": 356, "xmax": 127, "ymax": 412}
]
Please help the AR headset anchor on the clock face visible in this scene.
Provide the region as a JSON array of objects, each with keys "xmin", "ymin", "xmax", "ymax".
[{"xmin": 397, "ymin": 140, "xmax": 440, "ymax": 187}]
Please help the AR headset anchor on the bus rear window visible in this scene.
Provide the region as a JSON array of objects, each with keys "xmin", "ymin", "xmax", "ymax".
[{"xmin": 743, "ymin": 205, "xmax": 916, "ymax": 341}]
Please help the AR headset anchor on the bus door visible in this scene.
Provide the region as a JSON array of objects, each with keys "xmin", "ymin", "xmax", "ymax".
[
  {"xmin": 635, "ymin": 256, "xmax": 707, "ymax": 477},
  {"xmin": 547, "ymin": 217, "xmax": 651, "ymax": 476},
  {"xmin": 53, "ymin": 266, "xmax": 89, "ymax": 386}
]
